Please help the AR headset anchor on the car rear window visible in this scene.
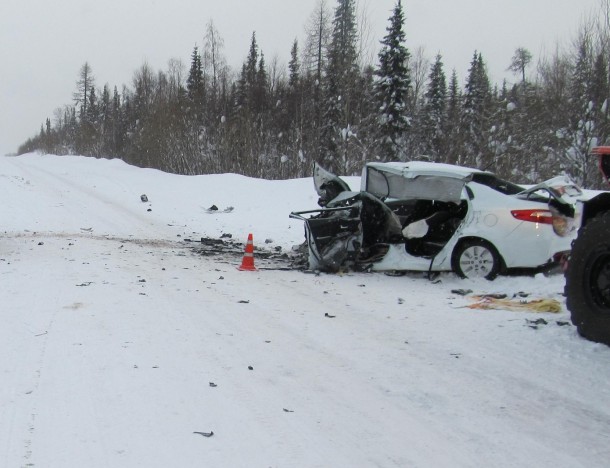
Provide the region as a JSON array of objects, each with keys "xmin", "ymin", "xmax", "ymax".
[{"xmin": 471, "ymin": 173, "xmax": 524, "ymax": 195}]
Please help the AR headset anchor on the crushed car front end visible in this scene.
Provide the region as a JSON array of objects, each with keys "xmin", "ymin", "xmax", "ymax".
[{"xmin": 290, "ymin": 190, "xmax": 404, "ymax": 272}]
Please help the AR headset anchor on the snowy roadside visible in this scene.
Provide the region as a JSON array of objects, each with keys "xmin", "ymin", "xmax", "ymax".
[{"xmin": 1, "ymin": 154, "xmax": 610, "ymax": 467}]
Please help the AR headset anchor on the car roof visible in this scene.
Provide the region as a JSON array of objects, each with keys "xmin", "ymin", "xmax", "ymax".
[{"xmin": 365, "ymin": 161, "xmax": 488, "ymax": 178}]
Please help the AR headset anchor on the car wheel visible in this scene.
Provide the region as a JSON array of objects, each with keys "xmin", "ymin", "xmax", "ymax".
[
  {"xmin": 566, "ymin": 214, "xmax": 610, "ymax": 345},
  {"xmin": 452, "ymin": 240, "xmax": 501, "ymax": 280}
]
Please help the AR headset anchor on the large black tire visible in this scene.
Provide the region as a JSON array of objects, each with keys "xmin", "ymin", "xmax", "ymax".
[
  {"xmin": 566, "ymin": 214, "xmax": 610, "ymax": 345},
  {"xmin": 452, "ymin": 239, "xmax": 501, "ymax": 280}
]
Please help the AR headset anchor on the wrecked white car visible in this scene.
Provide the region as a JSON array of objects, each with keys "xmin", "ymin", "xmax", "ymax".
[{"xmin": 290, "ymin": 162, "xmax": 581, "ymax": 280}]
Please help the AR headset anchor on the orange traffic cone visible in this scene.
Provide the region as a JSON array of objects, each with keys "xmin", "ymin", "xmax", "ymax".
[{"xmin": 238, "ymin": 233, "xmax": 257, "ymax": 271}]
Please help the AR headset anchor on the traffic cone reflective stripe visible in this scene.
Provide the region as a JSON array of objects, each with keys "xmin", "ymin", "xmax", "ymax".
[{"xmin": 238, "ymin": 233, "xmax": 257, "ymax": 271}]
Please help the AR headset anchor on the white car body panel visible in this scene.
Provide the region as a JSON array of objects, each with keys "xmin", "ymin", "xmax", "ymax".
[{"xmin": 369, "ymin": 182, "xmax": 577, "ymax": 273}]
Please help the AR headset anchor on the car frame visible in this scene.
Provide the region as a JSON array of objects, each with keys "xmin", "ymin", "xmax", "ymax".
[{"xmin": 290, "ymin": 161, "xmax": 581, "ymax": 280}]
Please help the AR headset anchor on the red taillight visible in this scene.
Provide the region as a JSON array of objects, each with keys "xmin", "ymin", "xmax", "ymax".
[{"xmin": 511, "ymin": 209, "xmax": 554, "ymax": 224}]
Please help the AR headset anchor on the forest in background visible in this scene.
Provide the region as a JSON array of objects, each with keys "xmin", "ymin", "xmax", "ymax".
[{"xmin": 17, "ymin": 0, "xmax": 610, "ymax": 189}]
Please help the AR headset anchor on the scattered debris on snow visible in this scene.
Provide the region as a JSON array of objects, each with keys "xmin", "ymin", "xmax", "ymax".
[{"xmin": 466, "ymin": 296, "xmax": 561, "ymax": 313}]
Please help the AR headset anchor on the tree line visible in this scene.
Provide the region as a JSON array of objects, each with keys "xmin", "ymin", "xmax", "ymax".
[{"xmin": 17, "ymin": 0, "xmax": 610, "ymax": 188}]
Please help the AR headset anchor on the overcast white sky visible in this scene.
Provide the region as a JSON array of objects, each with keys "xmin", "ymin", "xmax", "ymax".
[{"xmin": 0, "ymin": 0, "xmax": 601, "ymax": 156}]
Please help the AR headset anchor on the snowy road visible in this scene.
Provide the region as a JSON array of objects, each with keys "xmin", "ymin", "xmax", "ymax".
[{"xmin": 1, "ymin": 154, "xmax": 610, "ymax": 467}]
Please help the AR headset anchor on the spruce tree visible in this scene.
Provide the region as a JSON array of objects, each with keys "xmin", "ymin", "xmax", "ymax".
[
  {"xmin": 321, "ymin": 0, "xmax": 360, "ymax": 173},
  {"xmin": 81, "ymin": 86, "xmax": 99, "ymax": 155},
  {"xmin": 445, "ymin": 70, "xmax": 461, "ymax": 164},
  {"xmin": 255, "ymin": 52, "xmax": 268, "ymax": 113},
  {"xmin": 514, "ymin": 83, "xmax": 555, "ymax": 181},
  {"xmin": 286, "ymin": 39, "xmax": 307, "ymax": 174},
  {"xmin": 99, "ymin": 84, "xmax": 112, "ymax": 156},
  {"xmin": 186, "ymin": 46, "xmax": 204, "ymax": 124},
  {"xmin": 289, "ymin": 39, "xmax": 300, "ymax": 89},
  {"xmin": 235, "ymin": 32, "xmax": 261, "ymax": 113},
  {"xmin": 419, "ymin": 54, "xmax": 446, "ymax": 161},
  {"xmin": 461, "ymin": 51, "xmax": 492, "ymax": 168},
  {"xmin": 111, "ymin": 86, "xmax": 124, "ymax": 156},
  {"xmin": 373, "ymin": 0, "xmax": 411, "ymax": 162},
  {"xmin": 246, "ymin": 32, "xmax": 259, "ymax": 92}
]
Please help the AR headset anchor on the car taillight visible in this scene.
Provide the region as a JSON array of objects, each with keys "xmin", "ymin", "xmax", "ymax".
[
  {"xmin": 511, "ymin": 208, "xmax": 574, "ymax": 236},
  {"xmin": 511, "ymin": 209, "xmax": 554, "ymax": 225}
]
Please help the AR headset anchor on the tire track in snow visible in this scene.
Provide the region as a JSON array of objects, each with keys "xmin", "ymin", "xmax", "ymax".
[
  {"xmin": 20, "ymin": 299, "xmax": 60, "ymax": 468},
  {"xmin": 151, "ymin": 268, "xmax": 464, "ymax": 467}
]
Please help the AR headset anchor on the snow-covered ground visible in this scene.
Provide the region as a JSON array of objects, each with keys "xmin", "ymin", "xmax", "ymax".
[{"xmin": 1, "ymin": 154, "xmax": 609, "ymax": 468}]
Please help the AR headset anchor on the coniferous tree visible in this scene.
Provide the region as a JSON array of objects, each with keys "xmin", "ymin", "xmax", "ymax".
[
  {"xmin": 537, "ymin": 48, "xmax": 572, "ymax": 180},
  {"xmin": 321, "ymin": 0, "xmax": 360, "ymax": 173},
  {"xmin": 352, "ymin": 64, "xmax": 377, "ymax": 165},
  {"xmin": 302, "ymin": 1, "xmax": 332, "ymax": 163},
  {"xmin": 186, "ymin": 46, "xmax": 204, "ymax": 124},
  {"xmin": 289, "ymin": 40, "xmax": 300, "ymax": 89},
  {"xmin": 245, "ymin": 32, "xmax": 259, "ymax": 105},
  {"xmin": 86, "ymin": 86, "xmax": 99, "ymax": 123},
  {"xmin": 230, "ymin": 33, "xmax": 268, "ymax": 174},
  {"xmin": 79, "ymin": 85, "xmax": 99, "ymax": 156},
  {"xmin": 111, "ymin": 86, "xmax": 124, "ymax": 156},
  {"xmin": 418, "ymin": 54, "xmax": 446, "ymax": 161},
  {"xmin": 372, "ymin": 0, "xmax": 410, "ymax": 162},
  {"xmin": 73, "ymin": 62, "xmax": 95, "ymax": 121},
  {"xmin": 566, "ymin": 35, "xmax": 597, "ymax": 186},
  {"xmin": 43, "ymin": 118, "xmax": 53, "ymax": 154},
  {"xmin": 20, "ymin": 7, "xmax": 610, "ymax": 185},
  {"xmin": 445, "ymin": 70, "xmax": 462, "ymax": 164},
  {"xmin": 516, "ymin": 83, "xmax": 554, "ymax": 181},
  {"xmin": 460, "ymin": 52, "xmax": 492, "ymax": 168},
  {"xmin": 126, "ymin": 62, "xmax": 158, "ymax": 168},
  {"xmin": 255, "ymin": 52, "xmax": 268, "ymax": 113},
  {"xmin": 282, "ymin": 39, "xmax": 309, "ymax": 176},
  {"xmin": 98, "ymin": 84, "xmax": 112, "ymax": 156},
  {"xmin": 591, "ymin": 51, "xmax": 610, "ymax": 151},
  {"xmin": 486, "ymin": 81, "xmax": 514, "ymax": 177}
]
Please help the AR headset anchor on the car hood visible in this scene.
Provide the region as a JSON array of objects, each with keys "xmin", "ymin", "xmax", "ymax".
[{"xmin": 313, "ymin": 164, "xmax": 351, "ymax": 206}]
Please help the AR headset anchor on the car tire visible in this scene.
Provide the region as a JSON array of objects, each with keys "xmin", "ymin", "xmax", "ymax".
[
  {"xmin": 566, "ymin": 214, "xmax": 610, "ymax": 346},
  {"xmin": 452, "ymin": 239, "xmax": 501, "ymax": 280}
]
